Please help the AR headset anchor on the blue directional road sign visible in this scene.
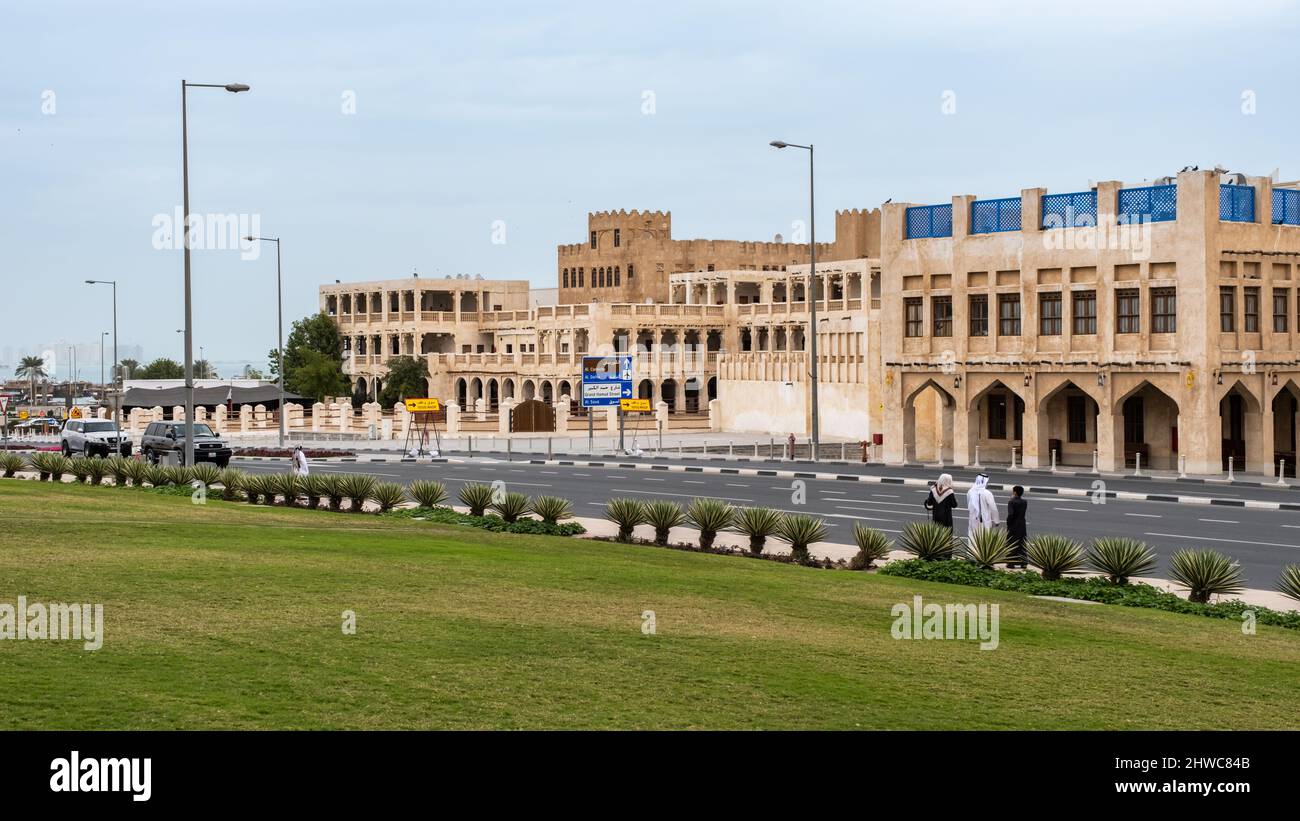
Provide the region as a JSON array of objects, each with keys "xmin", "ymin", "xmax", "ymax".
[{"xmin": 581, "ymin": 355, "xmax": 635, "ymax": 407}]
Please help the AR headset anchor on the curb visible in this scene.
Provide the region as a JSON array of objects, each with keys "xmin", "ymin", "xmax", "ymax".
[{"xmin": 230, "ymin": 454, "xmax": 1300, "ymax": 511}]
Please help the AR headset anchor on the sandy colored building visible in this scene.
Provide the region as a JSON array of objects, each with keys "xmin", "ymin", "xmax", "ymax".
[
  {"xmin": 880, "ymin": 168, "xmax": 1300, "ymax": 476},
  {"xmin": 557, "ymin": 208, "xmax": 879, "ymax": 304}
]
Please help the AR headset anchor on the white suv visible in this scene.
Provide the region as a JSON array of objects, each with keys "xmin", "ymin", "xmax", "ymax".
[{"xmin": 61, "ymin": 419, "xmax": 132, "ymax": 458}]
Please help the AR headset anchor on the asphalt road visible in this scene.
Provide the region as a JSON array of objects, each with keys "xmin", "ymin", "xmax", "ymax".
[{"xmin": 233, "ymin": 455, "xmax": 1300, "ymax": 586}]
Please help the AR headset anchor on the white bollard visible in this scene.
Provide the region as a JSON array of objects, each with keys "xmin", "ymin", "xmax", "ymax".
[
  {"xmin": 729, "ymin": 440, "xmax": 734, "ymax": 458},
  {"xmin": 972, "ymin": 445, "xmax": 982, "ymax": 470},
  {"xmin": 1226, "ymin": 455, "xmax": 1233, "ymax": 482},
  {"xmin": 679, "ymin": 440, "xmax": 683, "ymax": 457},
  {"xmin": 1092, "ymin": 449, "xmax": 1098, "ymax": 473},
  {"xmin": 1134, "ymin": 451, "xmax": 1142, "ymax": 477},
  {"xmin": 1178, "ymin": 454, "xmax": 1187, "ymax": 479},
  {"xmin": 901, "ymin": 443, "xmax": 908, "ymax": 467},
  {"xmin": 1050, "ymin": 449, "xmax": 1057, "ymax": 474},
  {"xmin": 840, "ymin": 441, "xmax": 847, "ymax": 461},
  {"xmin": 1009, "ymin": 446, "xmax": 1017, "ymax": 470},
  {"xmin": 1277, "ymin": 458, "xmax": 1287, "ymax": 486}
]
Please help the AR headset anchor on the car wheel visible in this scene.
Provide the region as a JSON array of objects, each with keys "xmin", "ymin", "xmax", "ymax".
[
  {"xmin": 144, "ymin": 448, "xmax": 155, "ymax": 465},
  {"xmin": 61, "ymin": 442, "xmax": 71, "ymax": 457},
  {"xmin": 217, "ymin": 458, "xmax": 230, "ymax": 469}
]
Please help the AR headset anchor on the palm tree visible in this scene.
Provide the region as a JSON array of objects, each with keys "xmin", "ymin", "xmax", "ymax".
[
  {"xmin": 15, "ymin": 356, "xmax": 47, "ymax": 403},
  {"xmin": 118, "ymin": 358, "xmax": 140, "ymax": 380}
]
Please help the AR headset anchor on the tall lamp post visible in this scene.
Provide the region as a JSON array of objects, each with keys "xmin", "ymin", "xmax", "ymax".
[
  {"xmin": 244, "ymin": 235, "xmax": 285, "ymax": 447},
  {"xmin": 85, "ymin": 280, "xmax": 119, "ymax": 446},
  {"xmin": 181, "ymin": 79, "xmax": 250, "ymax": 465},
  {"xmin": 769, "ymin": 140, "xmax": 820, "ymax": 455},
  {"xmin": 99, "ymin": 332, "xmax": 108, "ymax": 395}
]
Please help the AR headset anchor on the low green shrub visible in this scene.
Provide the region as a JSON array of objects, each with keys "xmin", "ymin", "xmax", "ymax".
[
  {"xmin": 408, "ymin": 479, "xmax": 449, "ymax": 509},
  {"xmin": 645, "ymin": 500, "xmax": 686, "ymax": 546},
  {"xmin": 775, "ymin": 514, "xmax": 828, "ymax": 563},
  {"xmin": 880, "ymin": 558, "xmax": 1300, "ymax": 630},
  {"xmin": 686, "ymin": 498, "xmax": 734, "ymax": 549},
  {"xmin": 529, "ymin": 495, "xmax": 573, "ymax": 525},
  {"xmin": 1169, "ymin": 548, "xmax": 1244, "ymax": 604},
  {"xmin": 0, "ymin": 452, "xmax": 26, "ymax": 478},
  {"xmin": 459, "ymin": 483, "xmax": 495, "ymax": 517},
  {"xmin": 899, "ymin": 521, "xmax": 957, "ymax": 561},
  {"xmin": 604, "ymin": 498, "xmax": 646, "ymax": 543},
  {"xmin": 387, "ymin": 506, "xmax": 585, "ymax": 537}
]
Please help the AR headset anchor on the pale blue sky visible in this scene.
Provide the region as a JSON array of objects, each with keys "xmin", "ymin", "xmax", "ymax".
[{"xmin": 2, "ymin": 0, "xmax": 1297, "ymax": 375}]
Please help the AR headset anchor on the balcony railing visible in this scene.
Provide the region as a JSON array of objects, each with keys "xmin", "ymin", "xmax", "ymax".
[
  {"xmin": 969, "ymin": 197, "xmax": 1021, "ymax": 234},
  {"xmin": 905, "ymin": 204, "xmax": 953, "ymax": 239},
  {"xmin": 1118, "ymin": 184, "xmax": 1177, "ymax": 223},
  {"xmin": 1041, "ymin": 190, "xmax": 1097, "ymax": 228},
  {"xmin": 1273, "ymin": 188, "xmax": 1300, "ymax": 226},
  {"xmin": 1220, "ymin": 184, "xmax": 1255, "ymax": 222}
]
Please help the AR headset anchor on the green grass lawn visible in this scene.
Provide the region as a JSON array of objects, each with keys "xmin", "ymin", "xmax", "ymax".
[{"xmin": 1, "ymin": 479, "xmax": 1298, "ymax": 729}]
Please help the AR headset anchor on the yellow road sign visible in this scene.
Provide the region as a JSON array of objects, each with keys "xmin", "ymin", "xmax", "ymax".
[
  {"xmin": 18, "ymin": 410, "xmax": 29, "ymax": 420},
  {"xmin": 69, "ymin": 407, "xmax": 82, "ymax": 419},
  {"xmin": 620, "ymin": 398, "xmax": 652, "ymax": 412},
  {"xmin": 404, "ymin": 398, "xmax": 441, "ymax": 413}
]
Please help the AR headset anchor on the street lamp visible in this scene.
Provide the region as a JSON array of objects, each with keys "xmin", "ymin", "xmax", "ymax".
[
  {"xmin": 85, "ymin": 280, "xmax": 119, "ymax": 446},
  {"xmin": 770, "ymin": 139, "xmax": 820, "ymax": 455},
  {"xmin": 180, "ymin": 79, "xmax": 250, "ymax": 466},
  {"xmin": 243, "ymin": 235, "xmax": 286, "ymax": 447},
  {"xmin": 100, "ymin": 332, "xmax": 108, "ymax": 394}
]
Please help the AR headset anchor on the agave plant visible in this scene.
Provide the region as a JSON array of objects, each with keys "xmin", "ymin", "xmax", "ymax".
[
  {"xmin": 218, "ymin": 469, "xmax": 245, "ymax": 502},
  {"xmin": 342, "ymin": 474, "xmax": 378, "ymax": 512},
  {"xmin": 775, "ymin": 514, "xmax": 829, "ymax": 563},
  {"xmin": 49, "ymin": 455, "xmax": 71, "ymax": 482},
  {"xmin": 144, "ymin": 464, "xmax": 170, "ymax": 487},
  {"xmin": 1026, "ymin": 534, "xmax": 1086, "ymax": 581},
  {"xmin": 371, "ymin": 481, "xmax": 408, "ymax": 513},
  {"xmin": 644, "ymin": 500, "xmax": 687, "ymax": 546},
  {"xmin": 529, "ymin": 495, "xmax": 572, "ymax": 525},
  {"xmin": 68, "ymin": 457, "xmax": 93, "ymax": 484},
  {"xmin": 84, "ymin": 458, "xmax": 109, "ymax": 486},
  {"xmin": 491, "ymin": 491, "xmax": 531, "ymax": 523},
  {"xmin": 190, "ymin": 462, "xmax": 222, "ymax": 488},
  {"xmin": 105, "ymin": 456, "xmax": 132, "ymax": 487},
  {"xmin": 1169, "ymin": 548, "xmax": 1244, "ymax": 604},
  {"xmin": 122, "ymin": 458, "xmax": 150, "ymax": 488},
  {"xmin": 0, "ymin": 452, "xmax": 25, "ymax": 478},
  {"xmin": 301, "ymin": 474, "xmax": 328, "ymax": 509},
  {"xmin": 409, "ymin": 479, "xmax": 449, "ymax": 509},
  {"xmin": 850, "ymin": 524, "xmax": 893, "ymax": 570},
  {"xmin": 899, "ymin": 521, "xmax": 957, "ymax": 561},
  {"xmin": 605, "ymin": 498, "xmax": 647, "ymax": 543},
  {"xmin": 241, "ymin": 473, "xmax": 266, "ymax": 504},
  {"xmin": 1277, "ymin": 564, "xmax": 1300, "ymax": 605},
  {"xmin": 459, "ymin": 483, "xmax": 495, "ymax": 517},
  {"xmin": 959, "ymin": 527, "xmax": 1014, "ymax": 570},
  {"xmin": 686, "ymin": 498, "xmax": 734, "ymax": 549},
  {"xmin": 27, "ymin": 453, "xmax": 53, "ymax": 481},
  {"xmin": 732, "ymin": 507, "xmax": 784, "ymax": 555},
  {"xmin": 1087, "ymin": 537, "xmax": 1157, "ymax": 585},
  {"xmin": 323, "ymin": 474, "xmax": 345, "ymax": 511},
  {"xmin": 271, "ymin": 472, "xmax": 300, "ymax": 506}
]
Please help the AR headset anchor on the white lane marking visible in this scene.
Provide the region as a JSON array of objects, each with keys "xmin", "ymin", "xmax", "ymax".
[
  {"xmin": 820, "ymin": 490, "xmax": 847, "ymax": 495},
  {"xmin": 725, "ymin": 483, "xmax": 749, "ymax": 488},
  {"xmin": 1145, "ymin": 532, "xmax": 1300, "ymax": 549},
  {"xmin": 540, "ymin": 471, "xmax": 558, "ymax": 475},
  {"xmin": 684, "ymin": 480, "xmax": 706, "ymax": 484},
  {"xmin": 832, "ymin": 504, "xmax": 924, "ymax": 518},
  {"xmin": 1125, "ymin": 513, "xmax": 1161, "ymax": 518},
  {"xmin": 610, "ymin": 489, "xmax": 753, "ymax": 503},
  {"xmin": 1054, "ymin": 507, "xmax": 1089, "ymax": 513},
  {"xmin": 572, "ymin": 473, "xmax": 590, "ymax": 477},
  {"xmin": 642, "ymin": 477, "xmax": 666, "ymax": 482},
  {"xmin": 1198, "ymin": 518, "xmax": 1239, "ymax": 524},
  {"xmin": 1283, "ymin": 525, "xmax": 1300, "ymax": 529},
  {"xmin": 871, "ymin": 493, "xmax": 900, "ymax": 499},
  {"xmin": 441, "ymin": 476, "xmax": 553, "ymax": 488}
]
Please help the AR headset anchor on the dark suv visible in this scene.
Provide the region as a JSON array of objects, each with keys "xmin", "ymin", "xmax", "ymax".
[{"xmin": 140, "ymin": 421, "xmax": 233, "ymax": 467}]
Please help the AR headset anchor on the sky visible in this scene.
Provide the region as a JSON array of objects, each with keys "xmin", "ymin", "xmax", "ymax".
[{"xmin": 2, "ymin": 0, "xmax": 1298, "ymax": 377}]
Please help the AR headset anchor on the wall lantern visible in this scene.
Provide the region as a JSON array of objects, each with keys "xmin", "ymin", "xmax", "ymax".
[
  {"xmin": 954, "ymin": 375, "xmax": 962, "ymax": 389},
  {"xmin": 1023, "ymin": 373, "xmax": 1032, "ymax": 387},
  {"xmin": 1097, "ymin": 372, "xmax": 1106, "ymax": 387}
]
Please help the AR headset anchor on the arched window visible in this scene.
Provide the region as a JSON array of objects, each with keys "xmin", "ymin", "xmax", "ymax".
[
  {"xmin": 562, "ymin": 269, "xmax": 569, "ymax": 288},
  {"xmin": 614, "ymin": 266, "xmax": 620, "ymax": 286}
]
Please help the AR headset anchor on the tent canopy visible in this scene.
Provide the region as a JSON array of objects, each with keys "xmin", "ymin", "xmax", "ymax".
[{"xmin": 121, "ymin": 385, "xmax": 306, "ymax": 410}]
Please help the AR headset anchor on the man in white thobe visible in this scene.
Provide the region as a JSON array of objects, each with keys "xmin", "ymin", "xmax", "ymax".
[{"xmin": 967, "ymin": 473, "xmax": 999, "ymax": 535}]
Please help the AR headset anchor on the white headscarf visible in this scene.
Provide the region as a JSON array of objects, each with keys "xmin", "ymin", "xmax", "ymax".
[
  {"xmin": 931, "ymin": 473, "xmax": 954, "ymax": 502},
  {"xmin": 967, "ymin": 473, "xmax": 989, "ymax": 513}
]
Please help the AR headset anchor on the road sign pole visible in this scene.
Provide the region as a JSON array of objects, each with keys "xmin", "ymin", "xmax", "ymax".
[
  {"xmin": 618, "ymin": 406, "xmax": 625, "ymax": 453},
  {"xmin": 587, "ymin": 412, "xmax": 593, "ymax": 452}
]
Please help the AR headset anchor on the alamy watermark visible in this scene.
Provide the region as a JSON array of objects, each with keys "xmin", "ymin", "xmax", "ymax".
[
  {"xmin": 151, "ymin": 208, "xmax": 262, "ymax": 260},
  {"xmin": 891, "ymin": 595, "xmax": 999, "ymax": 650},
  {"xmin": 0, "ymin": 596, "xmax": 103, "ymax": 651}
]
